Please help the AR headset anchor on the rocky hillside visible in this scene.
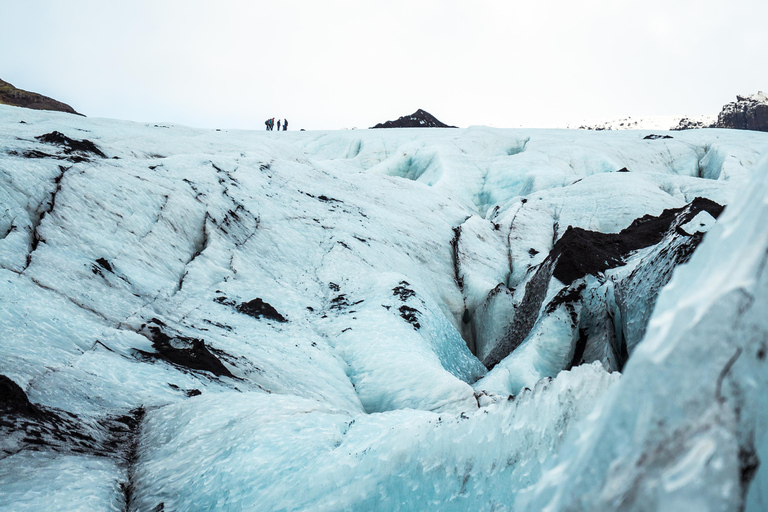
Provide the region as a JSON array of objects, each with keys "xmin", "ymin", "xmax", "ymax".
[
  {"xmin": 0, "ymin": 78, "xmax": 82, "ymax": 116},
  {"xmin": 716, "ymin": 91, "xmax": 768, "ymax": 132},
  {"xmin": 371, "ymin": 109, "xmax": 456, "ymax": 129}
]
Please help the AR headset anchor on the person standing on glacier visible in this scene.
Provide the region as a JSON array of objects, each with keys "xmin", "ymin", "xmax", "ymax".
[
  {"xmin": 277, "ymin": 119, "xmax": 282, "ymax": 131},
  {"xmin": 265, "ymin": 118, "xmax": 270, "ymax": 131},
  {"xmin": 283, "ymin": 119, "xmax": 288, "ymax": 131}
]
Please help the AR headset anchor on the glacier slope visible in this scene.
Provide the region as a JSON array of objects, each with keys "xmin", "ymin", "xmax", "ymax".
[
  {"xmin": 0, "ymin": 104, "xmax": 767, "ymax": 509},
  {"xmin": 519, "ymin": 153, "xmax": 768, "ymax": 512}
]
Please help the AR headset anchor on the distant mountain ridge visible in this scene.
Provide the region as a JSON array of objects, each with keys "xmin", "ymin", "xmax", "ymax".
[
  {"xmin": 571, "ymin": 92, "xmax": 768, "ymax": 133},
  {"xmin": 567, "ymin": 115, "xmax": 716, "ymax": 132},
  {"xmin": 0, "ymin": 78, "xmax": 82, "ymax": 116},
  {"xmin": 371, "ymin": 109, "xmax": 456, "ymax": 129}
]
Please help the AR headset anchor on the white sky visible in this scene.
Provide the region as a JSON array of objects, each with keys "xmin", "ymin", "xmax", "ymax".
[{"xmin": 2, "ymin": 0, "xmax": 767, "ymax": 130}]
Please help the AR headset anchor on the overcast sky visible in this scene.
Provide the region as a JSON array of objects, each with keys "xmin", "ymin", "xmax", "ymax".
[{"xmin": 2, "ymin": 0, "xmax": 766, "ymax": 130}]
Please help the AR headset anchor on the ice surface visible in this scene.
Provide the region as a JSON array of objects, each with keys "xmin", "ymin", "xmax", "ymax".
[
  {"xmin": 0, "ymin": 104, "xmax": 767, "ymax": 509},
  {"xmin": 519, "ymin": 153, "xmax": 768, "ymax": 511},
  {"xmin": 0, "ymin": 452, "xmax": 122, "ymax": 512},
  {"xmin": 130, "ymin": 363, "xmax": 617, "ymax": 512}
]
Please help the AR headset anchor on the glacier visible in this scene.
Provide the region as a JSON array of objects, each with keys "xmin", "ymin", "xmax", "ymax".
[{"xmin": 0, "ymin": 104, "xmax": 767, "ymax": 511}]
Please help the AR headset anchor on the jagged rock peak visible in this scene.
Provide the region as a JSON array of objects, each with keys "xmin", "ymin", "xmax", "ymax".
[
  {"xmin": 0, "ymin": 78, "xmax": 82, "ymax": 116},
  {"xmin": 715, "ymin": 91, "xmax": 768, "ymax": 132},
  {"xmin": 370, "ymin": 109, "xmax": 457, "ymax": 129}
]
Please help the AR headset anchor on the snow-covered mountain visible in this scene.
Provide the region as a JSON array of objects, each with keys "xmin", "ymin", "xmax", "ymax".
[
  {"xmin": 567, "ymin": 114, "xmax": 716, "ymax": 131},
  {"xmin": 1, "ymin": 104, "xmax": 767, "ymax": 511},
  {"xmin": 569, "ymin": 92, "xmax": 768, "ymax": 133}
]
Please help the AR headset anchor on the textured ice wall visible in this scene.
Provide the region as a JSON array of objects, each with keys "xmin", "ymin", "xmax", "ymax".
[
  {"xmin": 130, "ymin": 364, "xmax": 617, "ymax": 512},
  {"xmin": 519, "ymin": 153, "xmax": 768, "ymax": 511}
]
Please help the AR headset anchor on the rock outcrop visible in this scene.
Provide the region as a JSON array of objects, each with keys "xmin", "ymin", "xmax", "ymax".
[
  {"xmin": 478, "ymin": 197, "xmax": 724, "ymax": 372},
  {"xmin": 370, "ymin": 109, "xmax": 456, "ymax": 129},
  {"xmin": 0, "ymin": 78, "xmax": 82, "ymax": 116},
  {"xmin": 672, "ymin": 116, "xmax": 714, "ymax": 130},
  {"xmin": 714, "ymin": 91, "xmax": 768, "ymax": 132}
]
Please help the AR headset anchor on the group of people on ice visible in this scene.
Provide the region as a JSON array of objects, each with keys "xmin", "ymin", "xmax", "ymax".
[{"xmin": 265, "ymin": 118, "xmax": 288, "ymax": 131}]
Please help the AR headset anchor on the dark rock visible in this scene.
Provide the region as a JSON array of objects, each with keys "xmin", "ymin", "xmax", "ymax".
[
  {"xmin": 643, "ymin": 134, "xmax": 673, "ymax": 140},
  {"xmin": 550, "ymin": 227, "xmax": 626, "ymax": 284},
  {"xmin": 371, "ymin": 109, "xmax": 457, "ymax": 129},
  {"xmin": 715, "ymin": 92, "xmax": 768, "ymax": 132},
  {"xmin": 0, "ymin": 78, "xmax": 82, "ymax": 115},
  {"xmin": 143, "ymin": 322, "xmax": 234, "ymax": 378},
  {"xmin": 551, "ymin": 197, "xmax": 723, "ymax": 285},
  {"xmin": 544, "ymin": 283, "xmax": 587, "ymax": 316},
  {"xmin": 672, "ymin": 117, "xmax": 714, "ymax": 131},
  {"xmin": 35, "ymin": 131, "xmax": 106, "ymax": 159},
  {"xmin": 399, "ymin": 305, "xmax": 421, "ymax": 329},
  {"xmin": 450, "ymin": 225, "xmax": 463, "ymax": 289},
  {"xmin": 481, "ymin": 197, "xmax": 724, "ymax": 371},
  {"xmin": 91, "ymin": 257, "xmax": 114, "ymax": 276},
  {"xmin": 236, "ymin": 298, "xmax": 288, "ymax": 323},
  {"xmin": 9, "ymin": 149, "xmax": 88, "ymax": 163},
  {"xmin": 1, "ymin": 376, "xmax": 145, "ymax": 462},
  {"xmin": 0, "ymin": 375, "xmax": 35, "ymax": 415},
  {"xmin": 393, "ymin": 281, "xmax": 416, "ymax": 301},
  {"xmin": 329, "ymin": 294, "xmax": 351, "ymax": 311},
  {"xmin": 214, "ymin": 296, "xmax": 287, "ymax": 322}
]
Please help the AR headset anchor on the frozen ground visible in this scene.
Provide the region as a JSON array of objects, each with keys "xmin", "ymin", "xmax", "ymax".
[{"xmin": 0, "ymin": 104, "xmax": 767, "ymax": 511}]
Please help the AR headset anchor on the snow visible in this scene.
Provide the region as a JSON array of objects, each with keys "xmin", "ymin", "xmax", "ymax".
[
  {"xmin": 0, "ymin": 103, "xmax": 767, "ymax": 509},
  {"xmin": 566, "ymin": 114, "xmax": 717, "ymax": 131},
  {"xmin": 737, "ymin": 91, "xmax": 767, "ymax": 104}
]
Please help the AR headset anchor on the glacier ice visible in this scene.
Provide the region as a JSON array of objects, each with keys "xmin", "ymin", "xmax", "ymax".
[
  {"xmin": 519, "ymin": 153, "xmax": 768, "ymax": 511},
  {"xmin": 129, "ymin": 364, "xmax": 617, "ymax": 511},
  {"xmin": 0, "ymin": 103, "xmax": 767, "ymax": 510}
]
